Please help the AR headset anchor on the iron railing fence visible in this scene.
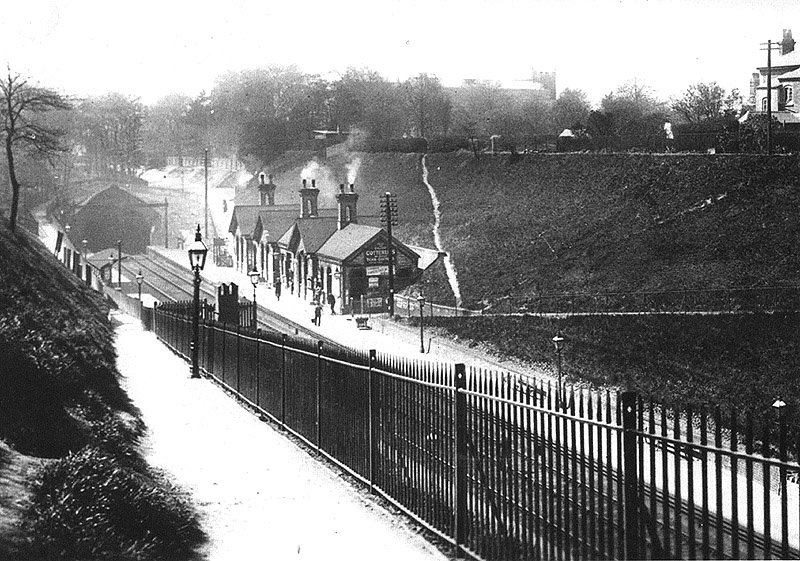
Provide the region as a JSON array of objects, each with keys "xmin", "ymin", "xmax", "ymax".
[{"xmin": 153, "ymin": 305, "xmax": 800, "ymax": 560}]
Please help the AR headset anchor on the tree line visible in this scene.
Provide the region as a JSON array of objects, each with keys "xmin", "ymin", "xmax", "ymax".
[{"xmin": 0, "ymin": 64, "xmax": 755, "ymax": 231}]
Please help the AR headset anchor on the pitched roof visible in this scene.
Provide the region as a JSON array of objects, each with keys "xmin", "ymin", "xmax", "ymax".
[
  {"xmin": 316, "ymin": 223, "xmax": 419, "ymax": 264},
  {"xmin": 294, "ymin": 217, "xmax": 339, "ymax": 253},
  {"xmin": 76, "ymin": 185, "xmax": 158, "ymax": 221},
  {"xmin": 317, "ymin": 224, "xmax": 383, "ymax": 260},
  {"xmin": 778, "ymin": 67, "xmax": 800, "ymax": 80},
  {"xmin": 255, "ymin": 207, "xmax": 300, "ymax": 241},
  {"xmin": 228, "ymin": 205, "xmax": 263, "ymax": 236}
]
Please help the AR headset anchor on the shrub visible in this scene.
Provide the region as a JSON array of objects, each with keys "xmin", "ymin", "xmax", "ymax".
[
  {"xmin": 350, "ymin": 136, "xmax": 428, "ymax": 153},
  {"xmin": 25, "ymin": 447, "xmax": 204, "ymax": 560}
]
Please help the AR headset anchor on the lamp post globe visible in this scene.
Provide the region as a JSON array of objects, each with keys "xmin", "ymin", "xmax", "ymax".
[
  {"xmin": 187, "ymin": 225, "xmax": 208, "ymax": 379},
  {"xmin": 417, "ymin": 295, "xmax": 426, "ymax": 353},
  {"xmin": 249, "ymin": 267, "xmax": 259, "ymax": 330}
]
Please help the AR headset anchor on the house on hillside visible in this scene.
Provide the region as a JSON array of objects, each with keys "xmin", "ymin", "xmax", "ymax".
[
  {"xmin": 748, "ymin": 29, "xmax": 800, "ymax": 127},
  {"xmin": 68, "ymin": 185, "xmax": 159, "ymax": 254}
]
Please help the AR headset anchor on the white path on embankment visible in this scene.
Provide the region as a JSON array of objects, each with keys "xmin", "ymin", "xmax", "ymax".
[
  {"xmin": 114, "ymin": 312, "xmax": 447, "ymax": 561},
  {"xmin": 420, "ymin": 155, "xmax": 462, "ymax": 307}
]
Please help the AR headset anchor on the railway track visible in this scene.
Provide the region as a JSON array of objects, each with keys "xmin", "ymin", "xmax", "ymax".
[{"xmin": 126, "ymin": 253, "xmax": 350, "ymax": 352}]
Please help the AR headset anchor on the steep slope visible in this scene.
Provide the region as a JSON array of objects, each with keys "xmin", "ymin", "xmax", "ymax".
[
  {"xmin": 252, "ymin": 151, "xmax": 800, "ymax": 309},
  {"xmin": 426, "ymin": 153, "xmax": 800, "ymax": 308}
]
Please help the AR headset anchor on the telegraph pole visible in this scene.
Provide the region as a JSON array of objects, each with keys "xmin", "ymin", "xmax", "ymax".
[
  {"xmin": 761, "ymin": 39, "xmax": 782, "ymax": 155},
  {"xmin": 204, "ymin": 148, "xmax": 209, "ymax": 239},
  {"xmin": 380, "ymin": 192, "xmax": 398, "ymax": 316}
]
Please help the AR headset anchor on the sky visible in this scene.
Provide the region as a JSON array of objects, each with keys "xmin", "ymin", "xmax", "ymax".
[{"xmin": 0, "ymin": 0, "xmax": 796, "ymax": 107}]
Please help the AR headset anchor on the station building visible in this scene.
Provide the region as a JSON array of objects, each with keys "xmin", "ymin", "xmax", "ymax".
[{"xmin": 229, "ymin": 175, "xmax": 420, "ymax": 314}]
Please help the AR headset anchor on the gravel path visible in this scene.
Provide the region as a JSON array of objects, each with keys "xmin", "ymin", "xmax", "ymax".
[{"xmin": 114, "ymin": 312, "xmax": 447, "ymax": 561}]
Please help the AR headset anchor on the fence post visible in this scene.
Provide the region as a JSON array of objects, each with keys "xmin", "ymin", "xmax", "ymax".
[
  {"xmin": 281, "ymin": 333, "xmax": 287, "ymax": 431},
  {"xmin": 368, "ymin": 349, "xmax": 376, "ymax": 494},
  {"xmin": 454, "ymin": 363, "xmax": 467, "ymax": 558},
  {"xmin": 255, "ymin": 328, "xmax": 261, "ymax": 408},
  {"xmin": 622, "ymin": 391, "xmax": 640, "ymax": 560},
  {"xmin": 316, "ymin": 340, "xmax": 323, "ymax": 453},
  {"xmin": 236, "ymin": 324, "xmax": 241, "ymax": 395}
]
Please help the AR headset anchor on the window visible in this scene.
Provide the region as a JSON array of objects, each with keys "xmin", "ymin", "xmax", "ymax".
[
  {"xmin": 762, "ymin": 97, "xmax": 769, "ymax": 111},
  {"xmin": 786, "ymin": 86, "xmax": 794, "ymax": 106}
]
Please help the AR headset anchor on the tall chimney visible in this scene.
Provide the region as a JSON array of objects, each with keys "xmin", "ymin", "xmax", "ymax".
[
  {"xmin": 258, "ymin": 173, "xmax": 276, "ymax": 206},
  {"xmin": 299, "ymin": 178, "xmax": 319, "ymax": 218},
  {"xmin": 336, "ymin": 182, "xmax": 358, "ymax": 230},
  {"xmin": 782, "ymin": 29, "xmax": 795, "ymax": 55}
]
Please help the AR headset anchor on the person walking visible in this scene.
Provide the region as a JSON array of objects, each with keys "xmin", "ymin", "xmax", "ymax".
[
  {"xmin": 327, "ymin": 292, "xmax": 336, "ymax": 314},
  {"xmin": 275, "ymin": 282, "xmax": 281, "ymax": 301},
  {"xmin": 314, "ymin": 302, "xmax": 323, "ymax": 326}
]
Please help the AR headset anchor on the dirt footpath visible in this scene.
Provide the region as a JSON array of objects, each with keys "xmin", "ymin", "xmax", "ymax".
[{"xmin": 114, "ymin": 312, "xmax": 447, "ymax": 560}]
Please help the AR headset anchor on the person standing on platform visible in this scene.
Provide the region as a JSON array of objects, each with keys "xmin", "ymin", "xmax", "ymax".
[
  {"xmin": 314, "ymin": 302, "xmax": 323, "ymax": 326},
  {"xmin": 275, "ymin": 282, "xmax": 281, "ymax": 301},
  {"xmin": 327, "ymin": 292, "xmax": 336, "ymax": 314}
]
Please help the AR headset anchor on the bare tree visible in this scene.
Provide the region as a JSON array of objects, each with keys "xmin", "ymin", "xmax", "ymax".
[{"xmin": 1, "ymin": 68, "xmax": 70, "ymax": 231}]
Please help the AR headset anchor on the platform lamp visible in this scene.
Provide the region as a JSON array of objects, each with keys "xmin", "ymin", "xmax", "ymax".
[
  {"xmin": 188, "ymin": 225, "xmax": 208, "ymax": 379},
  {"xmin": 248, "ymin": 267, "xmax": 260, "ymax": 330},
  {"xmin": 136, "ymin": 270, "xmax": 144, "ymax": 300},
  {"xmin": 417, "ymin": 294, "xmax": 426, "ymax": 353},
  {"xmin": 108, "ymin": 253, "xmax": 114, "ymax": 285},
  {"xmin": 552, "ymin": 331, "xmax": 565, "ymax": 408}
]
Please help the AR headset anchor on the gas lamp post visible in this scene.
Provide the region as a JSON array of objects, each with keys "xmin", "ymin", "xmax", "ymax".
[
  {"xmin": 249, "ymin": 267, "xmax": 260, "ymax": 330},
  {"xmin": 188, "ymin": 225, "xmax": 208, "ymax": 379}
]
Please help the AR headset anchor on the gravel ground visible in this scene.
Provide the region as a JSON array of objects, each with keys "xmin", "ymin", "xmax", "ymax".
[{"xmin": 114, "ymin": 312, "xmax": 448, "ymax": 561}]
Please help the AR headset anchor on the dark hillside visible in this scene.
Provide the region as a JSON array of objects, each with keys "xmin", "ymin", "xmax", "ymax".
[
  {"xmin": 0, "ymin": 221, "xmax": 133, "ymax": 456},
  {"xmin": 0, "ymin": 219, "xmax": 203, "ymax": 559},
  {"xmin": 426, "ymin": 153, "xmax": 800, "ymax": 308}
]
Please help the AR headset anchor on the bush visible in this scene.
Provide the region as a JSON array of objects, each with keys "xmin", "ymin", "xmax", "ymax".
[
  {"xmin": 350, "ymin": 136, "xmax": 428, "ymax": 153},
  {"xmin": 25, "ymin": 447, "xmax": 204, "ymax": 560},
  {"xmin": 427, "ymin": 136, "xmax": 471, "ymax": 153}
]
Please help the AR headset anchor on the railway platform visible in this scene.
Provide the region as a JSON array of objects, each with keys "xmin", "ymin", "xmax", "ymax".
[{"xmin": 146, "ymin": 246, "xmax": 540, "ymax": 374}]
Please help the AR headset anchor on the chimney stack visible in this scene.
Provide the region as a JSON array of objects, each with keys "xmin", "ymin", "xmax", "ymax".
[
  {"xmin": 299, "ymin": 177, "xmax": 319, "ymax": 218},
  {"xmin": 336, "ymin": 182, "xmax": 358, "ymax": 230},
  {"xmin": 258, "ymin": 172, "xmax": 276, "ymax": 206},
  {"xmin": 782, "ymin": 29, "xmax": 795, "ymax": 55}
]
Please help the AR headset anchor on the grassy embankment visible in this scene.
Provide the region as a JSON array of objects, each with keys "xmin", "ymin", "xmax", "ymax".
[
  {"xmin": 416, "ymin": 152, "xmax": 800, "ymax": 443},
  {"xmin": 253, "ymin": 151, "xmax": 800, "ymax": 435},
  {"xmin": 0, "ymin": 220, "xmax": 204, "ymax": 560}
]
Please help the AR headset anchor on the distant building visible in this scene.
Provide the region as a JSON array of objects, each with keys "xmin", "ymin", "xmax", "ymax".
[
  {"xmin": 749, "ymin": 29, "xmax": 800, "ymax": 126},
  {"xmin": 448, "ymin": 69, "xmax": 557, "ymax": 105},
  {"xmin": 69, "ymin": 185, "xmax": 159, "ymax": 254}
]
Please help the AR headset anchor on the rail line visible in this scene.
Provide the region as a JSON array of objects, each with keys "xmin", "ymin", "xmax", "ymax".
[{"xmin": 127, "ymin": 253, "xmax": 349, "ymax": 352}]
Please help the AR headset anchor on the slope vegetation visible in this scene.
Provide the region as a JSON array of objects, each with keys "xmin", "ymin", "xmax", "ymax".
[
  {"xmin": 0, "ymin": 220, "xmax": 203, "ymax": 559},
  {"xmin": 428, "ymin": 153, "xmax": 800, "ymax": 308},
  {"xmin": 262, "ymin": 151, "xmax": 800, "ymax": 309}
]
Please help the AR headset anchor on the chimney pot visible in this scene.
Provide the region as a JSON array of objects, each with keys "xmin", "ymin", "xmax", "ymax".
[
  {"xmin": 259, "ymin": 173, "xmax": 265, "ymax": 185},
  {"xmin": 339, "ymin": 183, "xmax": 345, "ymax": 193},
  {"xmin": 311, "ymin": 179, "xmax": 316, "ymax": 189},
  {"xmin": 302, "ymin": 179, "xmax": 307, "ymax": 188},
  {"xmin": 349, "ymin": 184, "xmax": 355, "ymax": 193},
  {"xmin": 268, "ymin": 174, "xmax": 273, "ymax": 183}
]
